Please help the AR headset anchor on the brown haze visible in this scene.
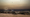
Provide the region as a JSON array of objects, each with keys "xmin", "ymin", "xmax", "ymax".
[{"xmin": 0, "ymin": 0, "xmax": 30, "ymax": 9}]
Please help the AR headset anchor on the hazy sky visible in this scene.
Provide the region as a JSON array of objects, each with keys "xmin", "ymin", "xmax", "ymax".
[
  {"xmin": 1, "ymin": 0, "xmax": 29, "ymax": 5},
  {"xmin": 0, "ymin": 0, "xmax": 30, "ymax": 9}
]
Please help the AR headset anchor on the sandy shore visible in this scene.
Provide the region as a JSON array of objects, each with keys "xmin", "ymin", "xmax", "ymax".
[{"xmin": 0, "ymin": 13, "xmax": 30, "ymax": 17}]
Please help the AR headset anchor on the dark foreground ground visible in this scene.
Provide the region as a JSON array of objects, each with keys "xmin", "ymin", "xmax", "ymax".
[{"xmin": 0, "ymin": 13, "xmax": 30, "ymax": 17}]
